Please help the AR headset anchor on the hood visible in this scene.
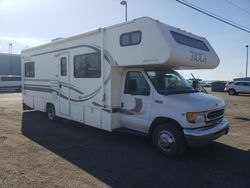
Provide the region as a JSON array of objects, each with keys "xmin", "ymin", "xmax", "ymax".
[{"xmin": 167, "ymin": 92, "xmax": 225, "ymax": 112}]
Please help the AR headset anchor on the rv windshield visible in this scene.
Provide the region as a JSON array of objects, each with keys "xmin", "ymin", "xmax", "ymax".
[{"xmin": 146, "ymin": 70, "xmax": 196, "ymax": 95}]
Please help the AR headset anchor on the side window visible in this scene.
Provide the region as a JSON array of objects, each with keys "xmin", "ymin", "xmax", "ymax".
[
  {"xmin": 74, "ymin": 55, "xmax": 86, "ymax": 77},
  {"xmin": 170, "ymin": 31, "xmax": 209, "ymax": 51},
  {"xmin": 120, "ymin": 31, "xmax": 141, "ymax": 47},
  {"xmin": 235, "ymin": 82, "xmax": 243, "ymax": 86},
  {"xmin": 124, "ymin": 71, "xmax": 150, "ymax": 96},
  {"xmin": 121, "ymin": 34, "xmax": 130, "ymax": 46},
  {"xmin": 74, "ymin": 52, "xmax": 101, "ymax": 78},
  {"xmin": 87, "ymin": 53, "xmax": 101, "ymax": 77},
  {"xmin": 243, "ymin": 82, "xmax": 250, "ymax": 86},
  {"xmin": 131, "ymin": 31, "xmax": 141, "ymax": 44},
  {"xmin": 60, "ymin": 57, "xmax": 67, "ymax": 76},
  {"xmin": 25, "ymin": 62, "xmax": 35, "ymax": 77}
]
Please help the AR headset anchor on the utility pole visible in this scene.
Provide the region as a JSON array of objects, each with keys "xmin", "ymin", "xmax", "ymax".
[
  {"xmin": 246, "ymin": 45, "xmax": 249, "ymax": 80},
  {"xmin": 8, "ymin": 43, "xmax": 13, "ymax": 54},
  {"xmin": 120, "ymin": 0, "xmax": 127, "ymax": 22}
]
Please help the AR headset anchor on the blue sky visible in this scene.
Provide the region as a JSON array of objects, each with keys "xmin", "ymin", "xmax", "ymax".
[{"xmin": 0, "ymin": 0, "xmax": 249, "ymax": 80}]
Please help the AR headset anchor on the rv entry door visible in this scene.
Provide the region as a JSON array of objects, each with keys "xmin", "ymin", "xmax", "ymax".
[{"xmin": 58, "ymin": 53, "xmax": 70, "ymax": 116}]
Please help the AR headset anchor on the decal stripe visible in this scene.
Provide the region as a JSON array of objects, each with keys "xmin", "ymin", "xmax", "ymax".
[
  {"xmin": 23, "ymin": 85, "xmax": 96, "ymax": 102},
  {"xmin": 24, "ymin": 82, "xmax": 84, "ymax": 95},
  {"xmin": 92, "ymin": 99, "xmax": 143, "ymax": 115},
  {"xmin": 60, "ymin": 82, "xmax": 84, "ymax": 95},
  {"xmin": 24, "ymin": 86, "xmax": 141, "ymax": 115},
  {"xmin": 130, "ymin": 98, "xmax": 143, "ymax": 112},
  {"xmin": 24, "ymin": 86, "xmax": 57, "ymax": 94}
]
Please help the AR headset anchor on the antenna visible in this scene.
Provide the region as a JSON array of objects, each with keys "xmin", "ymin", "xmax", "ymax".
[{"xmin": 8, "ymin": 43, "xmax": 13, "ymax": 54}]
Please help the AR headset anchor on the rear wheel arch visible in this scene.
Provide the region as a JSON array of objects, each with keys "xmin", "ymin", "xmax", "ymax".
[{"xmin": 46, "ymin": 102, "xmax": 54, "ymax": 111}]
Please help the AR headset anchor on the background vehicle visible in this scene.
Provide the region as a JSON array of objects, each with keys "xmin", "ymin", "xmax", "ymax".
[
  {"xmin": 22, "ymin": 17, "xmax": 229, "ymax": 157},
  {"xmin": 0, "ymin": 75, "xmax": 22, "ymax": 92},
  {"xmin": 199, "ymin": 81, "xmax": 212, "ymax": 87},
  {"xmin": 225, "ymin": 81, "xmax": 250, "ymax": 95}
]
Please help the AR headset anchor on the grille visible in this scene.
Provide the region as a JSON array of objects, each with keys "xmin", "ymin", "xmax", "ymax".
[
  {"xmin": 206, "ymin": 117, "xmax": 223, "ymax": 126},
  {"xmin": 207, "ymin": 109, "xmax": 224, "ymax": 120}
]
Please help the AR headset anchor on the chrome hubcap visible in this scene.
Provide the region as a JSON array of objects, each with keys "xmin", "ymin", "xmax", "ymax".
[{"xmin": 157, "ymin": 131, "xmax": 175, "ymax": 151}]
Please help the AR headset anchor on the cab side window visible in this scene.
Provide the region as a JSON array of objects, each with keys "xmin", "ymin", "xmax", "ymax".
[{"xmin": 124, "ymin": 71, "xmax": 150, "ymax": 96}]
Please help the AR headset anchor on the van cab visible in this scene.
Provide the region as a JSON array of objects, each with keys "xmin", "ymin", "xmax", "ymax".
[{"xmin": 120, "ymin": 68, "xmax": 229, "ymax": 156}]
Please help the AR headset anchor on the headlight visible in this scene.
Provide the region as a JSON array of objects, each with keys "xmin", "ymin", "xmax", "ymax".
[{"xmin": 186, "ymin": 112, "xmax": 206, "ymax": 123}]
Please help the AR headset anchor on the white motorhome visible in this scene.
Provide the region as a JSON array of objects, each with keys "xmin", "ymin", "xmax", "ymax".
[
  {"xmin": 22, "ymin": 17, "xmax": 229, "ymax": 156},
  {"xmin": 0, "ymin": 75, "xmax": 21, "ymax": 91}
]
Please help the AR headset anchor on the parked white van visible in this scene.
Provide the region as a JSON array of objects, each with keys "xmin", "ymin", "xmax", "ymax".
[
  {"xmin": 22, "ymin": 17, "xmax": 229, "ymax": 157},
  {"xmin": 0, "ymin": 75, "xmax": 21, "ymax": 92}
]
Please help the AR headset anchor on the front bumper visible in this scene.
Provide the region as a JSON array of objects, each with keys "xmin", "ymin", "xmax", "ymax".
[{"xmin": 183, "ymin": 118, "xmax": 229, "ymax": 146}]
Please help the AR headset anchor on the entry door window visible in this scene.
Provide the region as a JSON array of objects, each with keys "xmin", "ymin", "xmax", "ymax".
[
  {"xmin": 60, "ymin": 57, "xmax": 67, "ymax": 76},
  {"xmin": 124, "ymin": 71, "xmax": 150, "ymax": 96}
]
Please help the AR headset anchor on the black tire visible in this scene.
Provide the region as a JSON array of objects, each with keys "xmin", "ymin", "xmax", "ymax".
[
  {"xmin": 228, "ymin": 89, "xmax": 237, "ymax": 95},
  {"xmin": 16, "ymin": 87, "xmax": 22, "ymax": 92},
  {"xmin": 47, "ymin": 104, "xmax": 58, "ymax": 122},
  {"xmin": 152, "ymin": 123, "xmax": 186, "ymax": 157}
]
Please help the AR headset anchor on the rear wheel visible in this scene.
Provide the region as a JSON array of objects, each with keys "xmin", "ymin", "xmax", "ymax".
[
  {"xmin": 228, "ymin": 89, "xmax": 237, "ymax": 95},
  {"xmin": 16, "ymin": 86, "xmax": 22, "ymax": 92},
  {"xmin": 152, "ymin": 123, "xmax": 186, "ymax": 157},
  {"xmin": 47, "ymin": 104, "xmax": 58, "ymax": 122}
]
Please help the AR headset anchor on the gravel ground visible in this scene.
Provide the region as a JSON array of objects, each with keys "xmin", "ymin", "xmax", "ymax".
[{"xmin": 0, "ymin": 91, "xmax": 249, "ymax": 188}]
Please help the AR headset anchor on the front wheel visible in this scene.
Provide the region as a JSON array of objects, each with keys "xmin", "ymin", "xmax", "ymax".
[
  {"xmin": 228, "ymin": 89, "xmax": 237, "ymax": 95},
  {"xmin": 152, "ymin": 123, "xmax": 186, "ymax": 157}
]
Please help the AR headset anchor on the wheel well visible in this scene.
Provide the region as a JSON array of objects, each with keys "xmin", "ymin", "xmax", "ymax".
[
  {"xmin": 46, "ymin": 102, "xmax": 54, "ymax": 112},
  {"xmin": 228, "ymin": 88, "xmax": 237, "ymax": 94},
  {"xmin": 229, "ymin": 88, "xmax": 237, "ymax": 92},
  {"xmin": 148, "ymin": 117, "xmax": 182, "ymax": 136}
]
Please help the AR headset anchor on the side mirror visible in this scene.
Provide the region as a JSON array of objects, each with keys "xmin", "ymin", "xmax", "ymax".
[{"xmin": 192, "ymin": 80, "xmax": 199, "ymax": 90}]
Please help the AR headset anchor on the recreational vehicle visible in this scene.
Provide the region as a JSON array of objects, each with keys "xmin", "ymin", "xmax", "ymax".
[
  {"xmin": 22, "ymin": 17, "xmax": 229, "ymax": 157},
  {"xmin": 0, "ymin": 75, "xmax": 21, "ymax": 91}
]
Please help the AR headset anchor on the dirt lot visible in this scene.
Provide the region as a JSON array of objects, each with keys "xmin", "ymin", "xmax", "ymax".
[{"xmin": 0, "ymin": 91, "xmax": 249, "ymax": 188}]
